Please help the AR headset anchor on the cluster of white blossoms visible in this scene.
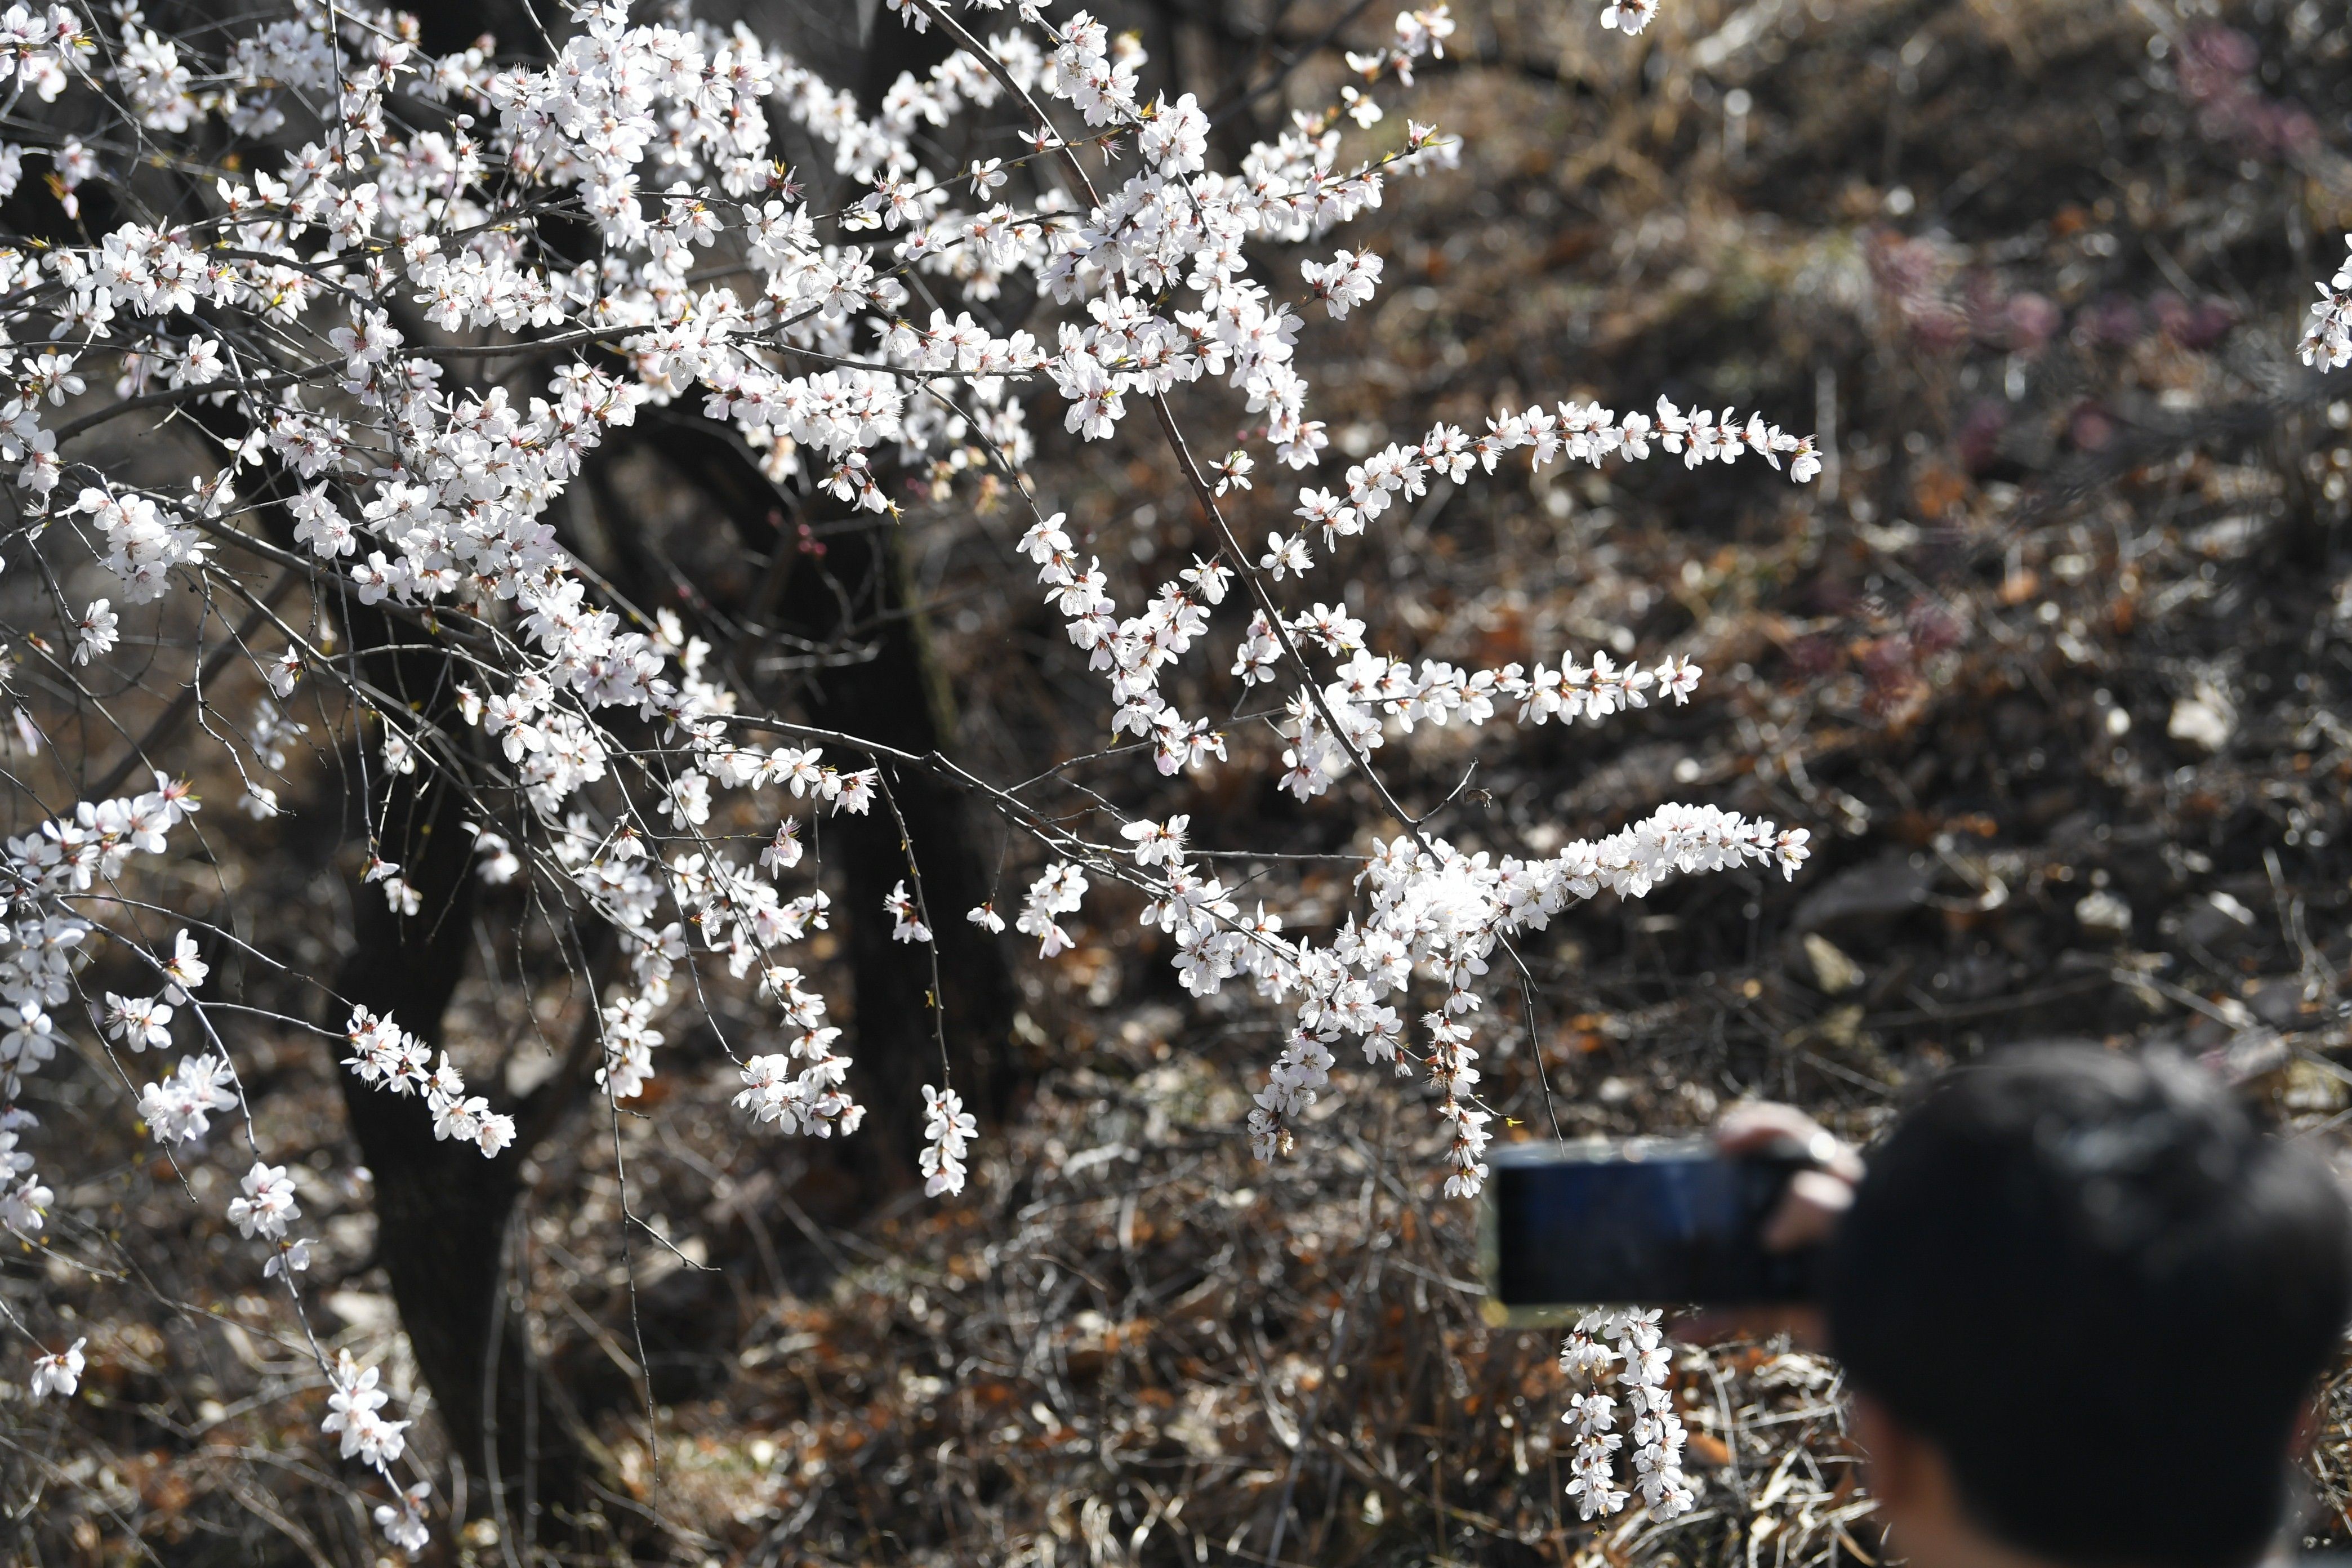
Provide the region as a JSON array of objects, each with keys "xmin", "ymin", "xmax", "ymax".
[
  {"xmin": 0, "ymin": 0, "xmax": 1812, "ymax": 1544},
  {"xmin": 0, "ymin": 778, "xmax": 421, "ymax": 1513},
  {"xmin": 1559, "ymin": 1309, "xmax": 1695, "ymax": 1521},
  {"xmin": 1, "ymin": 776, "xmax": 201, "ymax": 1245},
  {"xmin": 0, "ymin": 5, "xmax": 84, "ymax": 106},
  {"xmin": 322, "ymin": 1351, "xmax": 411, "ymax": 1469},
  {"xmin": 2304, "ymin": 235, "xmax": 2352, "ymax": 371},
  {"xmin": 920, "ymin": 1084, "xmax": 979, "ymax": 1196},
  {"xmin": 134, "ymin": 1051, "xmax": 238, "ymax": 1143},
  {"xmin": 1231, "ymin": 804, "xmax": 1806, "ymax": 1196},
  {"xmin": 341, "ymin": 1006, "xmax": 518, "ymax": 1156}
]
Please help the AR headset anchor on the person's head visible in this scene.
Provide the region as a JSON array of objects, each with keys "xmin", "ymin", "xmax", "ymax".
[{"xmin": 1827, "ymin": 1045, "xmax": 2352, "ymax": 1568}]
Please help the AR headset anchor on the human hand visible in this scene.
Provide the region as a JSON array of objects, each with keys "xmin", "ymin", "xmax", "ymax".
[
  {"xmin": 1674, "ymin": 1102, "xmax": 1863, "ymax": 1347},
  {"xmin": 1713, "ymin": 1100, "xmax": 1863, "ymax": 1251}
]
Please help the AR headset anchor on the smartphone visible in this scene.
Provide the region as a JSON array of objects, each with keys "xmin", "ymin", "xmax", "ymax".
[{"xmin": 1479, "ymin": 1137, "xmax": 1822, "ymax": 1324}]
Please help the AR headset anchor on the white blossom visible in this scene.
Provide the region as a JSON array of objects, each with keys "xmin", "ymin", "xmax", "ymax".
[
  {"xmin": 29, "ymin": 1338, "xmax": 84, "ymax": 1400},
  {"xmin": 71, "ymin": 599, "xmax": 117, "ymax": 665},
  {"xmin": 375, "ymin": 1482, "xmax": 431, "ymax": 1557},
  {"xmin": 103, "ymin": 992, "xmax": 172, "ymax": 1051},
  {"xmin": 226, "ymin": 1160, "xmax": 300, "ymax": 1240},
  {"xmin": 885, "ymin": 880, "xmax": 933, "ymax": 943}
]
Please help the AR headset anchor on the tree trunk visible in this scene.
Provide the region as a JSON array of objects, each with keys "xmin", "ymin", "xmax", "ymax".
[
  {"xmin": 787, "ymin": 513, "xmax": 1031, "ymax": 1175},
  {"xmin": 328, "ymin": 720, "xmax": 547, "ymax": 1512},
  {"xmin": 611, "ymin": 420, "xmax": 1028, "ymax": 1190}
]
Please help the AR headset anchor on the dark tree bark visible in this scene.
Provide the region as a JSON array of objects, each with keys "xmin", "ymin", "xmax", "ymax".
[
  {"xmin": 777, "ymin": 504, "xmax": 1031, "ymax": 1174},
  {"xmin": 610, "ymin": 419, "xmax": 1029, "ymax": 1188},
  {"xmin": 317, "ymin": 573, "xmax": 631, "ymax": 1534},
  {"xmin": 197, "ymin": 397, "xmax": 593, "ymax": 1529},
  {"xmin": 276, "ymin": 555, "xmax": 594, "ymax": 1534},
  {"xmin": 327, "ymin": 697, "xmax": 560, "ymax": 1513}
]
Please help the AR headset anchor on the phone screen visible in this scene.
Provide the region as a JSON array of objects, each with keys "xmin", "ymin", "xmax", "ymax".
[{"xmin": 1485, "ymin": 1139, "xmax": 1819, "ymax": 1311}]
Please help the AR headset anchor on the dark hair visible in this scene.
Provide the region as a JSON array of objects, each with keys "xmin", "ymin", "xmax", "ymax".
[{"xmin": 1827, "ymin": 1045, "xmax": 2352, "ymax": 1568}]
